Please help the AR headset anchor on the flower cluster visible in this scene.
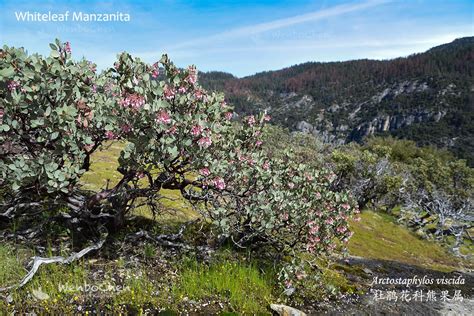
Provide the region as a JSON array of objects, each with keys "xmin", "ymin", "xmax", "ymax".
[
  {"xmin": 194, "ymin": 89, "xmax": 204, "ymax": 100},
  {"xmin": 156, "ymin": 110, "xmax": 171, "ymax": 124},
  {"xmin": 64, "ymin": 41, "xmax": 71, "ymax": 53},
  {"xmin": 191, "ymin": 124, "xmax": 203, "ymax": 136},
  {"xmin": 199, "ymin": 168, "xmax": 210, "ymax": 177},
  {"xmin": 120, "ymin": 124, "xmax": 132, "ymax": 134},
  {"xmin": 198, "ymin": 136, "xmax": 212, "ymax": 148},
  {"xmin": 246, "ymin": 115, "xmax": 256, "ymax": 126},
  {"xmin": 119, "ymin": 93, "xmax": 145, "ymax": 109},
  {"xmin": 163, "ymin": 85, "xmax": 175, "ymax": 100},
  {"xmin": 105, "ymin": 131, "xmax": 117, "ymax": 140},
  {"xmin": 151, "ymin": 62, "xmax": 159, "ymax": 78},
  {"xmin": 185, "ymin": 65, "xmax": 198, "ymax": 85},
  {"xmin": 7, "ymin": 80, "xmax": 20, "ymax": 91},
  {"xmin": 212, "ymin": 177, "xmax": 226, "ymax": 190}
]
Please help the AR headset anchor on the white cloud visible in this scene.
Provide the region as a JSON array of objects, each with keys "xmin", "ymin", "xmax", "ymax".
[{"xmin": 169, "ymin": 0, "xmax": 391, "ymax": 49}]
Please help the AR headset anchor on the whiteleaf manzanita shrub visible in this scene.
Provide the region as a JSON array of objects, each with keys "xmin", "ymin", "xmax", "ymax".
[
  {"xmin": 0, "ymin": 40, "xmax": 110, "ymax": 194},
  {"xmin": 0, "ymin": 40, "xmax": 357, "ymax": 285}
]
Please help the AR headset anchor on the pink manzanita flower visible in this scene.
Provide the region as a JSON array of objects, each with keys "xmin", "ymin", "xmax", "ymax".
[
  {"xmin": 263, "ymin": 161, "xmax": 270, "ymax": 170},
  {"xmin": 7, "ymin": 81, "xmax": 20, "ymax": 91},
  {"xmin": 246, "ymin": 115, "xmax": 256, "ymax": 126},
  {"xmin": 199, "ymin": 168, "xmax": 210, "ymax": 177},
  {"xmin": 263, "ymin": 114, "xmax": 271, "ymax": 122},
  {"xmin": 151, "ymin": 69, "xmax": 159, "ymax": 78},
  {"xmin": 178, "ymin": 86, "xmax": 187, "ymax": 94},
  {"xmin": 220, "ymin": 100, "xmax": 227, "ymax": 108},
  {"xmin": 325, "ymin": 217, "xmax": 335, "ymax": 225},
  {"xmin": 237, "ymin": 154, "xmax": 254, "ymax": 166},
  {"xmin": 281, "ymin": 213, "xmax": 289, "ymax": 221},
  {"xmin": 255, "ymin": 140, "xmax": 263, "ymax": 147},
  {"xmin": 194, "ymin": 89, "xmax": 204, "ymax": 100},
  {"xmin": 212, "ymin": 177, "xmax": 226, "ymax": 190},
  {"xmin": 225, "ymin": 112, "xmax": 233, "ymax": 120},
  {"xmin": 163, "ymin": 85, "xmax": 175, "ymax": 100},
  {"xmin": 120, "ymin": 93, "xmax": 145, "ymax": 109},
  {"xmin": 64, "ymin": 41, "xmax": 71, "ymax": 53},
  {"xmin": 198, "ymin": 136, "xmax": 212, "ymax": 148},
  {"xmin": 341, "ymin": 203, "xmax": 351, "ymax": 210},
  {"xmin": 288, "ymin": 182, "xmax": 295, "ymax": 189},
  {"xmin": 156, "ymin": 110, "xmax": 171, "ymax": 124},
  {"xmin": 120, "ymin": 124, "xmax": 132, "ymax": 134},
  {"xmin": 191, "ymin": 125, "xmax": 203, "ymax": 136},
  {"xmin": 186, "ymin": 66, "xmax": 198, "ymax": 85},
  {"xmin": 336, "ymin": 225, "xmax": 347, "ymax": 233},
  {"xmin": 0, "ymin": 108, "xmax": 4, "ymax": 124},
  {"xmin": 315, "ymin": 192, "xmax": 322, "ymax": 199},
  {"xmin": 105, "ymin": 131, "xmax": 116, "ymax": 140},
  {"xmin": 309, "ymin": 224, "xmax": 319, "ymax": 235}
]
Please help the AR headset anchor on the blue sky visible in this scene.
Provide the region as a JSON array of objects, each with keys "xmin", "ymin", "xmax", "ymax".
[{"xmin": 0, "ymin": 0, "xmax": 472, "ymax": 77}]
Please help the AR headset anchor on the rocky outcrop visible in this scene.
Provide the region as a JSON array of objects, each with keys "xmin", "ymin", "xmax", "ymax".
[
  {"xmin": 371, "ymin": 81, "xmax": 430, "ymax": 103},
  {"xmin": 296, "ymin": 121, "xmax": 345, "ymax": 144},
  {"xmin": 270, "ymin": 304, "xmax": 307, "ymax": 316},
  {"xmin": 289, "ymin": 78, "xmax": 453, "ymax": 145},
  {"xmin": 349, "ymin": 110, "xmax": 447, "ymax": 141},
  {"xmin": 282, "ymin": 94, "xmax": 314, "ymax": 110}
]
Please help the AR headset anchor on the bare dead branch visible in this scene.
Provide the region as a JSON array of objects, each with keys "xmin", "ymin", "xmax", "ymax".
[{"xmin": 0, "ymin": 237, "xmax": 106, "ymax": 292}]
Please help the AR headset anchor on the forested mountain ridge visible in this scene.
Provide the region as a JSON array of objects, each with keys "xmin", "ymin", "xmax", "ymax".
[{"xmin": 199, "ymin": 37, "xmax": 474, "ymax": 165}]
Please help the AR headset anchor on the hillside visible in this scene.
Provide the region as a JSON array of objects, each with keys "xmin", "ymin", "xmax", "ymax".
[{"xmin": 200, "ymin": 37, "xmax": 474, "ymax": 165}]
